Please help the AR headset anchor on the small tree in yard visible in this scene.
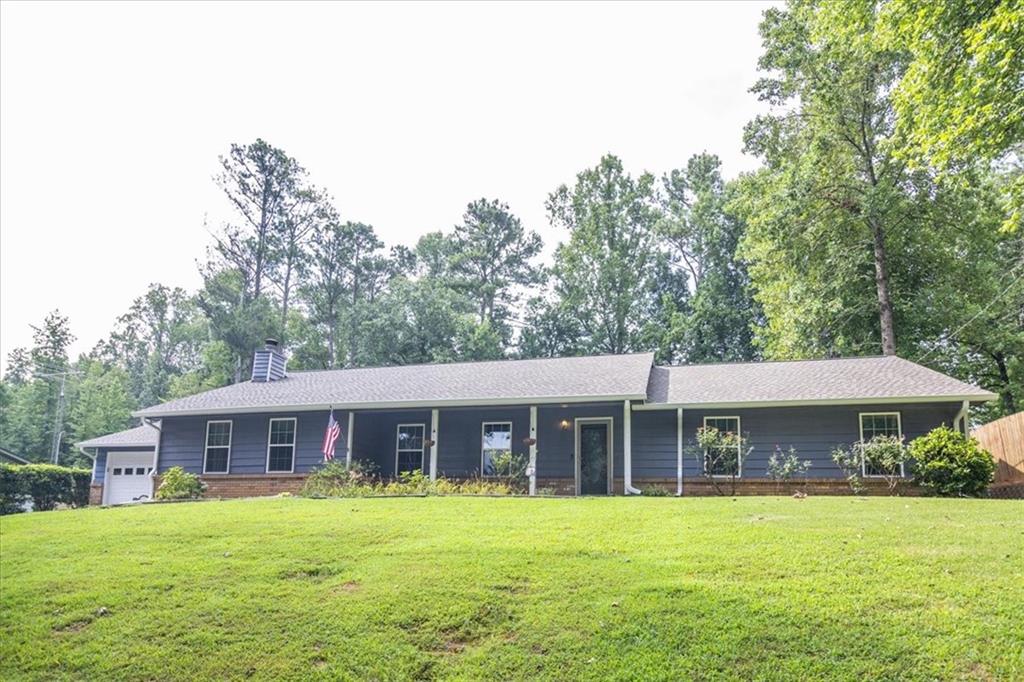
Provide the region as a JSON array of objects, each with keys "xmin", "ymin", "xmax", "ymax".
[
  {"xmin": 766, "ymin": 446, "xmax": 812, "ymax": 494},
  {"xmin": 833, "ymin": 435, "xmax": 909, "ymax": 494},
  {"xmin": 909, "ymin": 426, "xmax": 995, "ymax": 497},
  {"xmin": 693, "ymin": 426, "xmax": 750, "ymax": 496}
]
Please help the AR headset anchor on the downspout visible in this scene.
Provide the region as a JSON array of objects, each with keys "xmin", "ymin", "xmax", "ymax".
[
  {"xmin": 623, "ymin": 400, "xmax": 641, "ymax": 495},
  {"xmin": 676, "ymin": 407, "xmax": 683, "ymax": 497},
  {"xmin": 142, "ymin": 417, "xmax": 162, "ymax": 501},
  {"xmin": 954, "ymin": 399, "xmax": 970, "ymax": 436}
]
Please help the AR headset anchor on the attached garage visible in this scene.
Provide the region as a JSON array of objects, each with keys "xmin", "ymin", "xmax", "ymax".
[{"xmin": 77, "ymin": 423, "xmax": 160, "ymax": 506}]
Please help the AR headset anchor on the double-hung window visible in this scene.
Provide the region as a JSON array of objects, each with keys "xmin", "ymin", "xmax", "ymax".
[
  {"xmin": 702, "ymin": 416, "xmax": 742, "ymax": 477},
  {"xmin": 266, "ymin": 418, "xmax": 297, "ymax": 473},
  {"xmin": 859, "ymin": 412, "xmax": 903, "ymax": 477},
  {"xmin": 203, "ymin": 420, "xmax": 232, "ymax": 474},
  {"xmin": 395, "ymin": 424, "xmax": 425, "ymax": 475},
  {"xmin": 481, "ymin": 422, "xmax": 513, "ymax": 477}
]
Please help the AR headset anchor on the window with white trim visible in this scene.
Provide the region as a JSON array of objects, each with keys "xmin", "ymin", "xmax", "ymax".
[
  {"xmin": 481, "ymin": 422, "xmax": 513, "ymax": 476},
  {"xmin": 859, "ymin": 412, "xmax": 903, "ymax": 477},
  {"xmin": 203, "ymin": 420, "xmax": 232, "ymax": 474},
  {"xmin": 395, "ymin": 424, "xmax": 425, "ymax": 475},
  {"xmin": 267, "ymin": 418, "xmax": 297, "ymax": 473},
  {"xmin": 702, "ymin": 416, "xmax": 742, "ymax": 477}
]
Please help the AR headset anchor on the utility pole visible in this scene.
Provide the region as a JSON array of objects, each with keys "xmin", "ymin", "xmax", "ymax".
[{"xmin": 37, "ymin": 370, "xmax": 79, "ymax": 465}]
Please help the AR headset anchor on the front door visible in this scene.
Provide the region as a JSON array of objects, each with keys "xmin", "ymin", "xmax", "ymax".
[{"xmin": 577, "ymin": 419, "xmax": 612, "ymax": 495}]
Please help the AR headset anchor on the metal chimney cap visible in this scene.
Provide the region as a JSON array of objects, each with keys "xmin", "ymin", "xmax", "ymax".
[{"xmin": 264, "ymin": 338, "xmax": 280, "ymax": 349}]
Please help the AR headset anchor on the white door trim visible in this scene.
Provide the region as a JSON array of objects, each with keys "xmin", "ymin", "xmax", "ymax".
[{"xmin": 574, "ymin": 417, "xmax": 614, "ymax": 495}]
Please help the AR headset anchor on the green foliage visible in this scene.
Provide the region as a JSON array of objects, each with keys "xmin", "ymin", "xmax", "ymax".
[
  {"xmin": 155, "ymin": 467, "xmax": 205, "ymax": 501},
  {"xmin": 908, "ymin": 426, "xmax": 995, "ymax": 497},
  {"xmin": 692, "ymin": 427, "xmax": 749, "ymax": 495},
  {"xmin": 300, "ymin": 461, "xmax": 517, "ymax": 498},
  {"xmin": 766, "ymin": 446, "xmax": 812, "ymax": 483},
  {"xmin": 831, "ymin": 444, "xmax": 866, "ymax": 494},
  {"xmin": 68, "ymin": 359, "xmax": 136, "ymax": 444},
  {"xmin": 542, "ymin": 154, "xmax": 667, "ymax": 355},
  {"xmin": 0, "ymin": 463, "xmax": 91, "ymax": 513}
]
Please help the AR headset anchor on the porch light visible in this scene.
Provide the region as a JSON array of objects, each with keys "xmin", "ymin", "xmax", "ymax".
[{"xmin": 559, "ymin": 419, "xmax": 570, "ymax": 431}]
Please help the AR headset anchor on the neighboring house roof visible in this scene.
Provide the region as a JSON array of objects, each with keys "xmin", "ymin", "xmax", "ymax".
[
  {"xmin": 77, "ymin": 423, "xmax": 160, "ymax": 449},
  {"xmin": 134, "ymin": 353, "xmax": 657, "ymax": 417},
  {"xmin": 0, "ymin": 447, "xmax": 30, "ymax": 465},
  {"xmin": 642, "ymin": 355, "xmax": 997, "ymax": 409}
]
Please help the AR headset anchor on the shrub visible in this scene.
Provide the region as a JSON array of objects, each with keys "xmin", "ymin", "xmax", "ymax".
[
  {"xmin": 859, "ymin": 435, "xmax": 909, "ymax": 491},
  {"xmin": 300, "ymin": 460, "xmax": 519, "ymax": 498},
  {"xmin": 0, "ymin": 464, "xmax": 92, "ymax": 513},
  {"xmin": 155, "ymin": 467, "xmax": 205, "ymax": 501},
  {"xmin": 831, "ymin": 445, "xmax": 865, "ymax": 494},
  {"xmin": 485, "ymin": 451, "xmax": 528, "ymax": 491},
  {"xmin": 766, "ymin": 446, "xmax": 812, "ymax": 492},
  {"xmin": 638, "ymin": 484, "xmax": 670, "ymax": 496},
  {"xmin": 909, "ymin": 426, "xmax": 995, "ymax": 497},
  {"xmin": 692, "ymin": 426, "xmax": 750, "ymax": 495}
]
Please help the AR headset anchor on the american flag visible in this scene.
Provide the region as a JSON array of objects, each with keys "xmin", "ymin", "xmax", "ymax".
[{"xmin": 322, "ymin": 410, "xmax": 341, "ymax": 461}]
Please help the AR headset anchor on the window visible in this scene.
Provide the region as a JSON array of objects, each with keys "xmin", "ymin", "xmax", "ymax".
[
  {"xmin": 266, "ymin": 418, "xmax": 297, "ymax": 473},
  {"xmin": 481, "ymin": 422, "xmax": 513, "ymax": 476},
  {"xmin": 113, "ymin": 468, "xmax": 122, "ymax": 476},
  {"xmin": 135, "ymin": 467, "xmax": 146, "ymax": 475},
  {"xmin": 702, "ymin": 416, "xmax": 742, "ymax": 477},
  {"xmin": 859, "ymin": 412, "xmax": 903, "ymax": 477},
  {"xmin": 204, "ymin": 420, "xmax": 232, "ymax": 474},
  {"xmin": 395, "ymin": 424, "xmax": 425, "ymax": 475}
]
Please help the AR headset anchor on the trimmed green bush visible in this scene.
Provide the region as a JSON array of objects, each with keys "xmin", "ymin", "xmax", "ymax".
[
  {"xmin": 0, "ymin": 463, "xmax": 92, "ymax": 514},
  {"xmin": 909, "ymin": 426, "xmax": 995, "ymax": 497},
  {"xmin": 155, "ymin": 467, "xmax": 206, "ymax": 500}
]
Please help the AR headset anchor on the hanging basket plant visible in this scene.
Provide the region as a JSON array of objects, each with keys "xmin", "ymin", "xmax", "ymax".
[{"xmin": 522, "ymin": 437, "xmax": 537, "ymax": 447}]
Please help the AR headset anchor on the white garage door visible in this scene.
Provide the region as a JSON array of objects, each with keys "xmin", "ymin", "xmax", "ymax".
[{"xmin": 105, "ymin": 452, "xmax": 154, "ymax": 505}]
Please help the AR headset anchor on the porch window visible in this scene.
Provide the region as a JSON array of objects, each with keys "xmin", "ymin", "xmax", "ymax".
[
  {"xmin": 266, "ymin": 418, "xmax": 297, "ymax": 473},
  {"xmin": 395, "ymin": 424, "xmax": 425, "ymax": 475},
  {"xmin": 203, "ymin": 420, "xmax": 232, "ymax": 474},
  {"xmin": 859, "ymin": 412, "xmax": 903, "ymax": 477},
  {"xmin": 702, "ymin": 416, "xmax": 742, "ymax": 477},
  {"xmin": 481, "ymin": 422, "xmax": 513, "ymax": 476}
]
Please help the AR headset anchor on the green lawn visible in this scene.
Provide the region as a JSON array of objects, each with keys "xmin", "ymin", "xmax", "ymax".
[{"xmin": 2, "ymin": 497, "xmax": 1022, "ymax": 681}]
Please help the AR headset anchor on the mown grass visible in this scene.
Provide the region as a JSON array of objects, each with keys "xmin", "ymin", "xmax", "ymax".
[{"xmin": 1, "ymin": 496, "xmax": 1022, "ymax": 681}]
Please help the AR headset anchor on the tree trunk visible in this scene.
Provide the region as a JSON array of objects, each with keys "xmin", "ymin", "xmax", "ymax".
[{"xmin": 869, "ymin": 219, "xmax": 897, "ymax": 355}]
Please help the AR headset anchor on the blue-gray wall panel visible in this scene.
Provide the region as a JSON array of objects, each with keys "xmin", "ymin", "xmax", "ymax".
[
  {"xmin": 159, "ymin": 411, "xmax": 350, "ymax": 475},
  {"xmin": 630, "ymin": 402, "xmax": 961, "ymax": 479}
]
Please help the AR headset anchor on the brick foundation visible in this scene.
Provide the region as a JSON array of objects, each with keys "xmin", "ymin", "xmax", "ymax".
[
  {"xmin": 989, "ymin": 482, "xmax": 1024, "ymax": 499},
  {"xmin": 89, "ymin": 484, "xmax": 103, "ymax": 505},
  {"xmin": 191, "ymin": 474, "xmax": 308, "ymax": 499}
]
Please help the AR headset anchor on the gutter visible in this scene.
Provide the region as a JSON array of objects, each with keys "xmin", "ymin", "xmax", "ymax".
[
  {"xmin": 142, "ymin": 417, "xmax": 162, "ymax": 499},
  {"xmin": 953, "ymin": 399, "xmax": 970, "ymax": 435},
  {"xmin": 132, "ymin": 394, "xmax": 650, "ymax": 419},
  {"xmin": 632, "ymin": 394, "xmax": 998, "ymax": 411}
]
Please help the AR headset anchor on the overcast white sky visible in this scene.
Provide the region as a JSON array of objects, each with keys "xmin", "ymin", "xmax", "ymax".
[{"xmin": 0, "ymin": 1, "xmax": 773, "ymax": 372}]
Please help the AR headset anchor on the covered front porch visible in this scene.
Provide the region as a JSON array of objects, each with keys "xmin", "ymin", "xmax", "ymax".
[{"xmin": 343, "ymin": 401, "xmax": 641, "ymax": 495}]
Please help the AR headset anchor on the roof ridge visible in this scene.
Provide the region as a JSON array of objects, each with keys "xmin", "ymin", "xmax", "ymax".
[
  {"xmin": 287, "ymin": 351, "xmax": 655, "ymax": 374},
  {"xmin": 656, "ymin": 355, "xmax": 894, "ymax": 369}
]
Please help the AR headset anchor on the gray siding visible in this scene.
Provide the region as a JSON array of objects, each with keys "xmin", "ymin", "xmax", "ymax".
[
  {"xmin": 152, "ymin": 400, "xmax": 960, "ymax": 484},
  {"xmin": 158, "ymin": 411, "xmax": 350, "ymax": 475},
  {"xmin": 351, "ymin": 409, "xmax": 431, "ymax": 476},
  {"xmin": 630, "ymin": 402, "xmax": 961, "ymax": 479}
]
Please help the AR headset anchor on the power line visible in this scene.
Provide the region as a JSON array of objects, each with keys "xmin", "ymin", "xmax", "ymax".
[{"xmin": 916, "ymin": 259, "xmax": 1024, "ymax": 364}]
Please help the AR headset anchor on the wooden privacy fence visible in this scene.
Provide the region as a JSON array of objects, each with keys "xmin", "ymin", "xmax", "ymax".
[{"xmin": 972, "ymin": 412, "xmax": 1024, "ymax": 487}]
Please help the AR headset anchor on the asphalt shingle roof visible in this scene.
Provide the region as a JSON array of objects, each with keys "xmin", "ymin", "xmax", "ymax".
[
  {"xmin": 644, "ymin": 355, "xmax": 996, "ymax": 407},
  {"xmin": 77, "ymin": 423, "xmax": 160, "ymax": 449},
  {"xmin": 134, "ymin": 353, "xmax": 656, "ymax": 417}
]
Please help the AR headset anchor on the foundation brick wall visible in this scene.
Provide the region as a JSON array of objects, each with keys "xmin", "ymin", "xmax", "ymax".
[
  {"xmin": 153, "ymin": 474, "xmax": 309, "ymax": 500},
  {"xmin": 536, "ymin": 476, "xmax": 922, "ymax": 496},
  {"xmin": 89, "ymin": 484, "xmax": 103, "ymax": 506}
]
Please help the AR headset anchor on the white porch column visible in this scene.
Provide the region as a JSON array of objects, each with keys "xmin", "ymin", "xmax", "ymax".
[
  {"xmin": 429, "ymin": 408, "xmax": 439, "ymax": 481},
  {"xmin": 623, "ymin": 400, "xmax": 640, "ymax": 495},
  {"xmin": 346, "ymin": 412, "xmax": 355, "ymax": 469},
  {"xmin": 676, "ymin": 407, "xmax": 684, "ymax": 496},
  {"xmin": 529, "ymin": 406, "xmax": 538, "ymax": 496}
]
